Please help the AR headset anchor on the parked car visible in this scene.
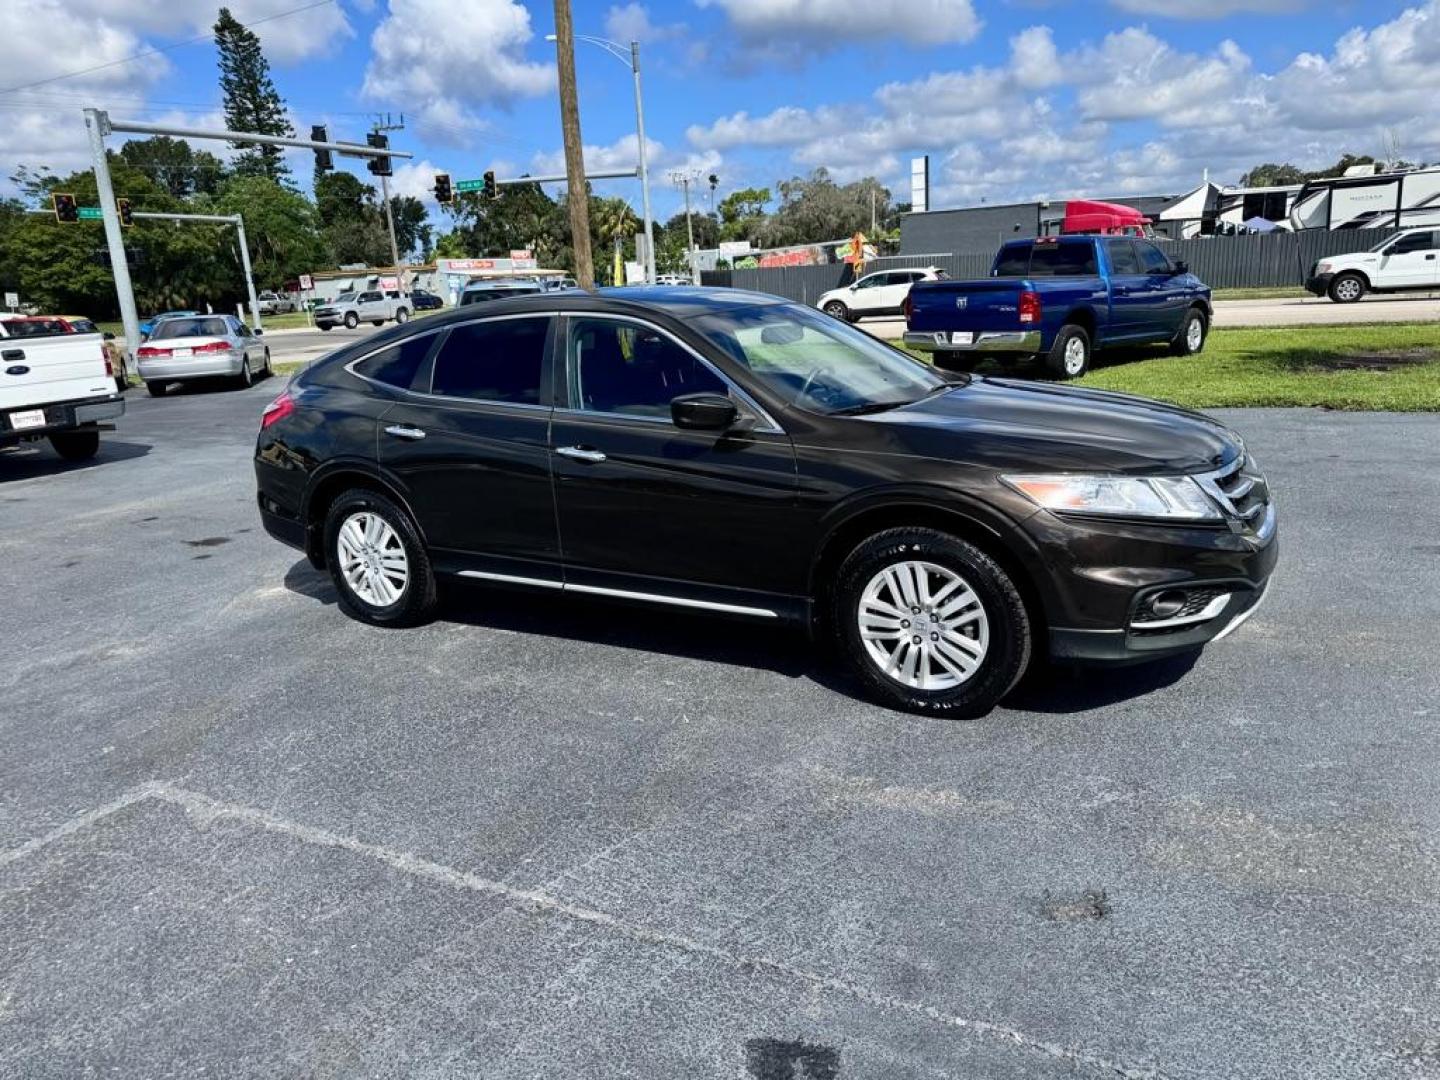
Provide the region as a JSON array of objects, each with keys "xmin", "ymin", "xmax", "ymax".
[
  {"xmin": 135, "ymin": 314, "xmax": 271, "ymax": 395},
  {"xmin": 254, "ymin": 287, "xmax": 1276, "ymax": 718},
  {"xmin": 538, "ymin": 276, "xmax": 578, "ymax": 292},
  {"xmin": 409, "ymin": 288, "xmax": 444, "ymax": 310},
  {"xmin": 257, "ymin": 291, "xmax": 296, "ymax": 315},
  {"xmin": 458, "ymin": 280, "xmax": 543, "ymax": 306},
  {"xmin": 904, "ymin": 236, "xmax": 1212, "ymax": 379},
  {"xmin": 1306, "ymin": 228, "xmax": 1440, "ymax": 303},
  {"xmin": 818, "ymin": 267, "xmax": 947, "ymax": 323},
  {"xmin": 655, "ymin": 273, "xmax": 692, "ymax": 286},
  {"xmin": 0, "ymin": 315, "xmax": 124, "ymax": 460},
  {"xmin": 314, "ymin": 290, "xmax": 413, "ymax": 330},
  {"xmin": 139, "ymin": 310, "xmax": 198, "ymax": 339},
  {"xmin": 49, "ymin": 316, "xmax": 128, "ymax": 392}
]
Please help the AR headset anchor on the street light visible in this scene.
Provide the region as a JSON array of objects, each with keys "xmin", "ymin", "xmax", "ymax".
[{"xmin": 545, "ymin": 32, "xmax": 656, "ymax": 285}]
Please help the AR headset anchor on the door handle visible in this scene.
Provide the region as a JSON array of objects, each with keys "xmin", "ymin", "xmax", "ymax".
[
  {"xmin": 384, "ymin": 424, "xmax": 427, "ymax": 441},
  {"xmin": 556, "ymin": 445, "xmax": 607, "ymax": 463},
  {"xmin": 1426, "ymin": 254, "xmax": 1436, "ymax": 260},
  {"xmin": 1, "ymin": 349, "xmax": 23, "ymax": 362}
]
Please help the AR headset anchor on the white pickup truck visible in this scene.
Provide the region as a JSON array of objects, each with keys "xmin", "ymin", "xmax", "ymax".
[
  {"xmin": 312, "ymin": 289, "xmax": 412, "ymax": 331},
  {"xmin": 0, "ymin": 316, "xmax": 126, "ymax": 461}
]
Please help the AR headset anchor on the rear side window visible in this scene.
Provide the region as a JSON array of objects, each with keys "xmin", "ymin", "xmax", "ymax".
[
  {"xmin": 993, "ymin": 244, "xmax": 1031, "ymax": 276},
  {"xmin": 353, "ymin": 333, "xmax": 436, "ymax": 389},
  {"xmin": 431, "ymin": 317, "xmax": 549, "ymax": 404},
  {"xmin": 1107, "ymin": 240, "xmax": 1142, "ymax": 274},
  {"xmin": 1029, "ymin": 242, "xmax": 1099, "ymax": 276}
]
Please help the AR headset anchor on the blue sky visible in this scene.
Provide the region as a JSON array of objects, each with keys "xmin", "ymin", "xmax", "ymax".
[{"xmin": 4, "ymin": 0, "xmax": 1439, "ymax": 222}]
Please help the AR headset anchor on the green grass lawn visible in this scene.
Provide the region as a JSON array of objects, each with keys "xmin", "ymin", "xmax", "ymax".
[
  {"xmin": 900, "ymin": 322, "xmax": 1440, "ymax": 411},
  {"xmin": 1209, "ymin": 286, "xmax": 1311, "ymax": 301}
]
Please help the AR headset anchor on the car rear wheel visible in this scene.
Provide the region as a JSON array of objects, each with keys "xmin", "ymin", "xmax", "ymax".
[
  {"xmin": 48, "ymin": 430, "xmax": 100, "ymax": 461},
  {"xmin": 344, "ymin": 312, "xmax": 359, "ymax": 329},
  {"xmin": 1045, "ymin": 324, "xmax": 1091, "ymax": 379},
  {"xmin": 146, "ymin": 381, "xmax": 169, "ymax": 397},
  {"xmin": 833, "ymin": 527, "xmax": 1031, "ymax": 717},
  {"xmin": 236, "ymin": 359, "xmax": 253, "ymax": 389},
  {"xmin": 1329, "ymin": 273, "xmax": 1366, "ymax": 304},
  {"xmin": 1170, "ymin": 308, "xmax": 1208, "ymax": 356},
  {"xmin": 823, "ymin": 301, "xmax": 852, "ymax": 322},
  {"xmin": 323, "ymin": 489, "xmax": 437, "ymax": 627},
  {"xmin": 262, "ymin": 349, "xmax": 272, "ymax": 377}
]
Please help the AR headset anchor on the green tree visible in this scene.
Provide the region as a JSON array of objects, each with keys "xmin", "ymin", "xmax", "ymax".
[
  {"xmin": 717, "ymin": 186, "xmax": 770, "ymax": 242},
  {"xmin": 213, "ymin": 175, "xmax": 326, "ymax": 288},
  {"xmin": 759, "ymin": 169, "xmax": 891, "ymax": 248},
  {"xmin": 388, "ymin": 195, "xmax": 431, "ymax": 261},
  {"xmin": 448, "ymin": 181, "xmax": 565, "ymax": 265},
  {"xmin": 214, "ymin": 7, "xmax": 294, "ymax": 182},
  {"xmin": 118, "ymin": 136, "xmax": 228, "ymax": 198},
  {"xmin": 591, "ymin": 197, "xmax": 639, "ymax": 284}
]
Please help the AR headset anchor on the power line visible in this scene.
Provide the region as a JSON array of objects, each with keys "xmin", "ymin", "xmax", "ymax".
[{"xmin": 0, "ymin": 0, "xmax": 338, "ymax": 97}]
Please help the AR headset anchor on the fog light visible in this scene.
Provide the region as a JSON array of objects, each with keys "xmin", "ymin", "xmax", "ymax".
[{"xmin": 1148, "ymin": 590, "xmax": 1188, "ymax": 619}]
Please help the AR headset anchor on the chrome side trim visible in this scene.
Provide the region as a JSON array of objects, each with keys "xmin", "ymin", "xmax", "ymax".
[
  {"xmin": 1212, "ymin": 585, "xmax": 1268, "ymax": 642},
  {"xmin": 457, "ymin": 570, "xmax": 564, "ymax": 589},
  {"xmin": 1130, "ymin": 592, "xmax": 1230, "ymax": 631},
  {"xmin": 454, "ymin": 570, "xmax": 778, "ymax": 618}
]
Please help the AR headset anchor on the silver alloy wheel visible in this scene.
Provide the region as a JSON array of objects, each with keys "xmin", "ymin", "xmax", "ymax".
[
  {"xmin": 1186, "ymin": 316, "xmax": 1204, "ymax": 352},
  {"xmin": 1063, "ymin": 335, "xmax": 1087, "ymax": 375},
  {"xmin": 239, "ymin": 359, "xmax": 251, "ymax": 386},
  {"xmin": 1335, "ymin": 277, "xmax": 1362, "ymax": 301},
  {"xmin": 857, "ymin": 560, "xmax": 989, "ymax": 691},
  {"xmin": 336, "ymin": 511, "xmax": 409, "ymax": 607}
]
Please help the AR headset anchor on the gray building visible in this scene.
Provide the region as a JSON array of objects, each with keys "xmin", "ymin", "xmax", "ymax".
[{"xmin": 901, "ymin": 193, "xmax": 1183, "ymax": 256}]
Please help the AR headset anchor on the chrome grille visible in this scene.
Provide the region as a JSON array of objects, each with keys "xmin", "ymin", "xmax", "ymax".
[{"xmin": 1197, "ymin": 455, "xmax": 1273, "ymax": 536}]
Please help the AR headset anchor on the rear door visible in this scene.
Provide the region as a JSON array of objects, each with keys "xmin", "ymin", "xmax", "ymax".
[
  {"xmin": 1373, "ymin": 230, "xmax": 1439, "ymax": 288},
  {"xmin": 376, "ymin": 315, "xmax": 562, "ymax": 581}
]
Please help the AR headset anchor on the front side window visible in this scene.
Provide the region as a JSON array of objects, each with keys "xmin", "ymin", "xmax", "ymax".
[
  {"xmin": 1135, "ymin": 242, "xmax": 1172, "ymax": 274},
  {"xmin": 695, "ymin": 302, "xmax": 947, "ymax": 416},
  {"xmin": 1387, "ymin": 231, "xmax": 1437, "ymax": 255},
  {"xmin": 854, "ymin": 274, "xmax": 884, "ymax": 290},
  {"xmin": 358, "ymin": 292, "xmax": 380, "ymax": 303},
  {"xmin": 569, "ymin": 319, "xmax": 726, "ymax": 419},
  {"xmin": 430, "ymin": 317, "xmax": 549, "ymax": 404},
  {"xmin": 354, "ymin": 333, "xmax": 436, "ymax": 389}
]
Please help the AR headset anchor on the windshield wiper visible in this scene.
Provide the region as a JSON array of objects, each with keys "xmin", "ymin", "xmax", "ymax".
[{"xmin": 829, "ymin": 400, "xmax": 907, "ymax": 416}]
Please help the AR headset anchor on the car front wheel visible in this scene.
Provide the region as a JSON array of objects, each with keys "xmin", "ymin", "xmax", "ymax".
[
  {"xmin": 323, "ymin": 489, "xmax": 437, "ymax": 627},
  {"xmin": 833, "ymin": 527, "xmax": 1031, "ymax": 717},
  {"xmin": 344, "ymin": 312, "xmax": 359, "ymax": 329},
  {"xmin": 1329, "ymin": 273, "xmax": 1366, "ymax": 304},
  {"xmin": 1170, "ymin": 308, "xmax": 1207, "ymax": 356},
  {"xmin": 823, "ymin": 301, "xmax": 852, "ymax": 322}
]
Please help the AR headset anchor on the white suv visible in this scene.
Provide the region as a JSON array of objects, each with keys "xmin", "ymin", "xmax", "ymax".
[
  {"xmin": 1307, "ymin": 228, "xmax": 1439, "ymax": 303},
  {"xmin": 818, "ymin": 267, "xmax": 946, "ymax": 322}
]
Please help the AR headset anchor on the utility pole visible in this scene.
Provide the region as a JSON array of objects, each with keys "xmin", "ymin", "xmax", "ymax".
[
  {"xmin": 372, "ymin": 115, "xmax": 405, "ymax": 280},
  {"xmin": 631, "ymin": 41, "xmax": 656, "ymax": 284},
  {"xmin": 552, "ymin": 0, "xmax": 594, "ymax": 290},
  {"xmin": 671, "ymin": 170, "xmax": 699, "ymax": 283}
]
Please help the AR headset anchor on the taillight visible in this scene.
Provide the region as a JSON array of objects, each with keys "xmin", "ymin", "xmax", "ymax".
[
  {"xmin": 192, "ymin": 341, "xmax": 232, "ymax": 354},
  {"xmin": 100, "ymin": 345, "xmax": 113, "ymax": 377},
  {"xmin": 260, "ymin": 390, "xmax": 295, "ymax": 429},
  {"xmin": 903, "ymin": 292, "xmax": 914, "ymax": 323},
  {"xmin": 1019, "ymin": 290, "xmax": 1042, "ymax": 324},
  {"xmin": 136, "ymin": 345, "xmax": 171, "ymax": 358}
]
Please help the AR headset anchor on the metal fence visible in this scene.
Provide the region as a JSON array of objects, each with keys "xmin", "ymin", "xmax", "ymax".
[{"xmin": 701, "ymin": 228, "xmax": 1400, "ymax": 300}]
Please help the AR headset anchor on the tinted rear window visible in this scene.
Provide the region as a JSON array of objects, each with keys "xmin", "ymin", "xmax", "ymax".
[
  {"xmin": 353, "ymin": 333, "xmax": 436, "ymax": 389},
  {"xmin": 993, "ymin": 245, "xmax": 1031, "ymax": 276},
  {"xmin": 154, "ymin": 318, "xmax": 231, "ymax": 338},
  {"xmin": 430, "ymin": 317, "xmax": 549, "ymax": 403},
  {"xmin": 1029, "ymin": 242, "xmax": 1098, "ymax": 276}
]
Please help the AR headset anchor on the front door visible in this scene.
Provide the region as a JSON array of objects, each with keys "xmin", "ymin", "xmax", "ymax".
[
  {"xmin": 1104, "ymin": 239, "xmax": 1150, "ymax": 339},
  {"xmin": 1375, "ymin": 230, "xmax": 1439, "ymax": 289},
  {"xmin": 849, "ymin": 273, "xmax": 888, "ymax": 314},
  {"xmin": 1133, "ymin": 240, "xmax": 1189, "ymax": 337},
  {"xmin": 377, "ymin": 315, "xmax": 562, "ymax": 581},
  {"xmin": 355, "ymin": 291, "xmax": 385, "ymax": 322},
  {"xmin": 549, "ymin": 314, "xmax": 802, "ymax": 614}
]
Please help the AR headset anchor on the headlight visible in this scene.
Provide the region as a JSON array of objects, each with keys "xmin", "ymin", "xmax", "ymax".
[
  {"xmin": 1003, "ymin": 474, "xmax": 1221, "ymax": 521},
  {"xmin": 1316, "ymin": 260, "xmax": 1333, "ymax": 274}
]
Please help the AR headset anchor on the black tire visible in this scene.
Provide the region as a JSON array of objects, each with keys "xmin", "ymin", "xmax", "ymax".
[
  {"xmin": 395, "ymin": 308, "xmax": 410, "ymax": 324},
  {"xmin": 262, "ymin": 349, "xmax": 272, "ymax": 378},
  {"xmin": 322, "ymin": 489, "xmax": 437, "ymax": 628},
  {"xmin": 344, "ymin": 312, "xmax": 359, "ymax": 329},
  {"xmin": 236, "ymin": 359, "xmax": 253, "ymax": 389},
  {"xmin": 320, "ymin": 325, "xmax": 333, "ymax": 332},
  {"xmin": 1169, "ymin": 307, "xmax": 1208, "ymax": 356},
  {"xmin": 823, "ymin": 300, "xmax": 851, "ymax": 322},
  {"xmin": 146, "ymin": 380, "xmax": 169, "ymax": 397},
  {"xmin": 115, "ymin": 376, "xmax": 129, "ymax": 393},
  {"xmin": 372, "ymin": 320, "xmax": 385, "ymax": 327},
  {"xmin": 832, "ymin": 527, "xmax": 1031, "ymax": 718},
  {"xmin": 48, "ymin": 429, "xmax": 100, "ymax": 461},
  {"xmin": 1044, "ymin": 324, "xmax": 1091, "ymax": 379},
  {"xmin": 1328, "ymin": 272, "xmax": 1366, "ymax": 304}
]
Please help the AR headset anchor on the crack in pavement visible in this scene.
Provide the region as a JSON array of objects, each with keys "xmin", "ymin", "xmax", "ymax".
[{"xmin": 1, "ymin": 781, "xmax": 1169, "ymax": 1079}]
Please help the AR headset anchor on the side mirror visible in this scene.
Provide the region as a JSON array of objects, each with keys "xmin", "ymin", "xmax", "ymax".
[
  {"xmin": 1173, "ymin": 260, "xmax": 1189, "ymax": 275},
  {"xmin": 253, "ymin": 327, "xmax": 264, "ymax": 336},
  {"xmin": 671, "ymin": 392, "xmax": 737, "ymax": 431}
]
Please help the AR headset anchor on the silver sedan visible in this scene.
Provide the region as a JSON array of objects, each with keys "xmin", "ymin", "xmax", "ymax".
[{"xmin": 135, "ymin": 315, "xmax": 272, "ymax": 397}]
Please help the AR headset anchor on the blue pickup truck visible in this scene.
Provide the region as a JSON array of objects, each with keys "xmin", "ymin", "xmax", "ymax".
[{"xmin": 902, "ymin": 235, "xmax": 1213, "ymax": 379}]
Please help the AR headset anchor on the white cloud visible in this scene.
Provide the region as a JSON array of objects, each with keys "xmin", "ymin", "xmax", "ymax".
[
  {"xmin": 1070, "ymin": 30, "xmax": 1255, "ymax": 128},
  {"xmin": 1110, "ymin": 0, "xmax": 1306, "ymax": 16},
  {"xmin": 604, "ymin": 3, "xmax": 684, "ymax": 43},
  {"xmin": 528, "ymin": 133, "xmax": 720, "ymax": 182},
  {"xmin": 695, "ymin": 0, "xmax": 980, "ymax": 48},
  {"xmin": 1010, "ymin": 25, "xmax": 1061, "ymax": 89},
  {"xmin": 362, "ymin": 0, "xmax": 554, "ymax": 121},
  {"xmin": 63, "ymin": 0, "xmax": 352, "ymax": 65}
]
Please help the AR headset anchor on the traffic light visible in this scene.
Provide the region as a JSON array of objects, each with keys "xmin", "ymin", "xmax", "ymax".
[
  {"xmin": 482, "ymin": 170, "xmax": 496, "ymax": 199},
  {"xmin": 366, "ymin": 131, "xmax": 391, "ymax": 177},
  {"xmin": 52, "ymin": 193, "xmax": 79, "ymax": 223},
  {"xmin": 116, "ymin": 198, "xmax": 133, "ymax": 228},
  {"xmin": 311, "ymin": 125, "xmax": 333, "ymax": 172},
  {"xmin": 433, "ymin": 172, "xmax": 452, "ymax": 205}
]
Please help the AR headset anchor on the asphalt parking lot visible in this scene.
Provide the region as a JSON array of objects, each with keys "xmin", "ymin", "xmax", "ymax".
[{"xmin": 3, "ymin": 383, "xmax": 1440, "ymax": 1079}]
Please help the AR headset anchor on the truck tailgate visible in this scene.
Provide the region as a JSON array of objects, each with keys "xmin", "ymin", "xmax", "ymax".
[
  {"xmin": 906, "ymin": 279, "xmax": 1027, "ymax": 334},
  {"xmin": 0, "ymin": 334, "xmax": 114, "ymax": 414}
]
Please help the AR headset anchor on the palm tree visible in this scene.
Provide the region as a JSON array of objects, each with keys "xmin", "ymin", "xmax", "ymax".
[{"xmin": 592, "ymin": 197, "xmax": 640, "ymax": 285}]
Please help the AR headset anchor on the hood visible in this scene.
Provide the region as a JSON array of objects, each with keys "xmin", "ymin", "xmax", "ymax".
[{"xmin": 873, "ymin": 376, "xmax": 1238, "ymax": 475}]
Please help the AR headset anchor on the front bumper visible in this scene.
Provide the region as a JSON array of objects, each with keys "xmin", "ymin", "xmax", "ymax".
[
  {"xmin": 1304, "ymin": 273, "xmax": 1334, "ymax": 296},
  {"xmin": 1034, "ymin": 504, "xmax": 1279, "ymax": 665},
  {"xmin": 137, "ymin": 351, "xmax": 246, "ymax": 380},
  {"xmin": 1, "ymin": 394, "xmax": 125, "ymax": 438},
  {"xmin": 904, "ymin": 329, "xmax": 1041, "ymax": 354}
]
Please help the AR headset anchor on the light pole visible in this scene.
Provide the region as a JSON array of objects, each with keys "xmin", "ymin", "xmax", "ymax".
[{"xmin": 546, "ymin": 32, "xmax": 656, "ymax": 284}]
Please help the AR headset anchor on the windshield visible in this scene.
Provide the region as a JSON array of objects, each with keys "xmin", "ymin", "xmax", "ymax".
[
  {"xmin": 152, "ymin": 317, "xmax": 231, "ymax": 339},
  {"xmin": 693, "ymin": 302, "xmax": 950, "ymax": 415},
  {"xmin": 332, "ymin": 293, "xmax": 356, "ymax": 304}
]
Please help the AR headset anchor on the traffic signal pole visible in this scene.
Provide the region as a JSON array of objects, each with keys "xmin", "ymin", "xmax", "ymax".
[
  {"xmin": 130, "ymin": 211, "xmax": 262, "ymax": 331},
  {"xmin": 84, "ymin": 109, "xmax": 141, "ymax": 359}
]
